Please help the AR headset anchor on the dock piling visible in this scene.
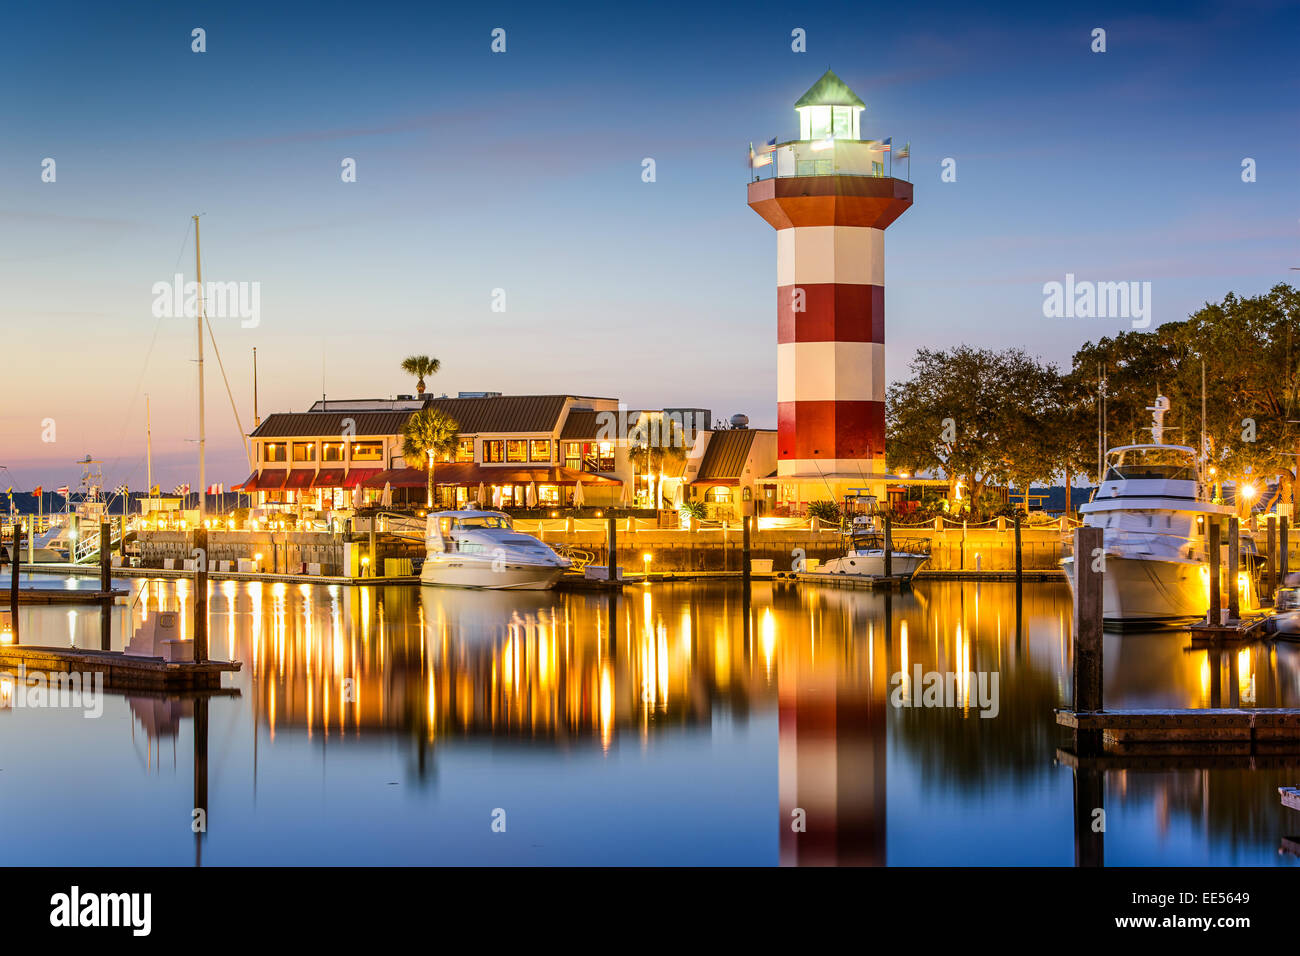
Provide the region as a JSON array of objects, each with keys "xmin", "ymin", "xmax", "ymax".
[
  {"xmin": 1013, "ymin": 511, "xmax": 1023, "ymax": 583},
  {"xmin": 606, "ymin": 514, "xmax": 617, "ymax": 584},
  {"xmin": 1072, "ymin": 526, "xmax": 1104, "ymax": 756},
  {"xmin": 883, "ymin": 514, "xmax": 892, "ymax": 579},
  {"xmin": 99, "ymin": 522, "xmax": 112, "ymax": 651},
  {"xmin": 193, "ymin": 528, "xmax": 209, "ymax": 664},
  {"xmin": 1228, "ymin": 516, "xmax": 1240, "ymax": 623},
  {"xmin": 742, "ymin": 514, "xmax": 752, "ymax": 584},
  {"xmin": 9, "ymin": 523, "xmax": 20, "ymax": 644},
  {"xmin": 1267, "ymin": 514, "xmax": 1277, "ymax": 603},
  {"xmin": 1207, "ymin": 519, "xmax": 1221, "ymax": 625},
  {"xmin": 1283, "ymin": 515, "xmax": 1291, "ymax": 584}
]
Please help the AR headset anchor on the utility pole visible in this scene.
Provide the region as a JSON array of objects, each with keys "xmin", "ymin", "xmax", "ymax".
[{"xmin": 194, "ymin": 215, "xmax": 206, "ymax": 521}]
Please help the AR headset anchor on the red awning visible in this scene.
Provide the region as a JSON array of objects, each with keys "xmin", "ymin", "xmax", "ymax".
[
  {"xmin": 245, "ymin": 469, "xmax": 287, "ymax": 491},
  {"xmin": 284, "ymin": 470, "xmax": 315, "ymax": 490},
  {"xmin": 364, "ymin": 468, "xmax": 426, "ymax": 489},
  {"xmin": 232, "ymin": 472, "xmax": 257, "ymax": 492},
  {"xmin": 312, "ymin": 469, "xmax": 345, "ymax": 488},
  {"xmin": 343, "ymin": 468, "xmax": 382, "ymax": 488},
  {"xmin": 363, "ymin": 463, "xmax": 621, "ymax": 486}
]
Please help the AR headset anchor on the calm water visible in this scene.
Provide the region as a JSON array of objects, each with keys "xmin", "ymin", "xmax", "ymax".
[{"xmin": 2, "ymin": 573, "xmax": 1299, "ymax": 866}]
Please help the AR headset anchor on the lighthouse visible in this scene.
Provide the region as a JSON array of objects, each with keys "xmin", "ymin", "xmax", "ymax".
[{"xmin": 748, "ymin": 70, "xmax": 912, "ymax": 510}]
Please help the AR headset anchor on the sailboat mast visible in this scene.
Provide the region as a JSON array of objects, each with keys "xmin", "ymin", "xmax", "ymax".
[
  {"xmin": 253, "ymin": 346, "xmax": 260, "ymax": 427},
  {"xmin": 146, "ymin": 394, "xmax": 153, "ymax": 495},
  {"xmin": 194, "ymin": 215, "xmax": 206, "ymax": 520}
]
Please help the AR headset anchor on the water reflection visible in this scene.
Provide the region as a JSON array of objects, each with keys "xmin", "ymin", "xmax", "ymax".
[{"xmin": 5, "ymin": 578, "xmax": 1298, "ymax": 865}]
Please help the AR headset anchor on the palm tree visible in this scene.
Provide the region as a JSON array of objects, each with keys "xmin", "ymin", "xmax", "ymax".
[
  {"xmin": 402, "ymin": 409, "xmax": 460, "ymax": 508},
  {"xmin": 400, "ymin": 355, "xmax": 441, "ymax": 396},
  {"xmin": 629, "ymin": 416, "xmax": 691, "ymax": 510}
]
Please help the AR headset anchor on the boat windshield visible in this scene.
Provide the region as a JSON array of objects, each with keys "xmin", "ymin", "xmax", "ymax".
[
  {"xmin": 1104, "ymin": 447, "xmax": 1195, "ymax": 482},
  {"xmin": 452, "ymin": 515, "xmax": 512, "ymax": 531}
]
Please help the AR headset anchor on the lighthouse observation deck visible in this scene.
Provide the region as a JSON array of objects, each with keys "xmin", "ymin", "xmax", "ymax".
[{"xmin": 759, "ymin": 138, "xmax": 908, "ymax": 181}]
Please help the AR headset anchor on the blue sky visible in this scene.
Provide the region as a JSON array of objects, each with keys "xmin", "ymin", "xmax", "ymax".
[{"xmin": 1, "ymin": 0, "xmax": 1296, "ymax": 489}]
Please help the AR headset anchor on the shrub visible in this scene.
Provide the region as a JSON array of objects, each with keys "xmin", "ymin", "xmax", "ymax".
[{"xmin": 806, "ymin": 500, "xmax": 842, "ymax": 523}]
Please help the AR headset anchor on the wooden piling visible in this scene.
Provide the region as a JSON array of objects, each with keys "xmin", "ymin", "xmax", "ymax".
[
  {"xmin": 1227, "ymin": 516, "xmax": 1240, "ymax": 622},
  {"xmin": 9, "ymin": 523, "xmax": 20, "ymax": 644},
  {"xmin": 99, "ymin": 522, "xmax": 112, "ymax": 651},
  {"xmin": 1073, "ymin": 526, "xmax": 1103, "ymax": 756},
  {"xmin": 1267, "ymin": 515, "xmax": 1277, "ymax": 603},
  {"xmin": 606, "ymin": 514, "xmax": 617, "ymax": 583},
  {"xmin": 1207, "ymin": 519, "xmax": 1221, "ymax": 624},
  {"xmin": 883, "ymin": 514, "xmax": 893, "ymax": 578},
  {"xmin": 1282, "ymin": 515, "xmax": 1290, "ymax": 583},
  {"xmin": 742, "ymin": 514, "xmax": 752, "ymax": 584},
  {"xmin": 1013, "ymin": 512, "xmax": 1023, "ymax": 582},
  {"xmin": 193, "ymin": 528, "xmax": 208, "ymax": 664}
]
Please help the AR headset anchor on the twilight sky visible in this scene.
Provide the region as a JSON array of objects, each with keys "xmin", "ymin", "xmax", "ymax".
[{"xmin": 0, "ymin": 0, "xmax": 1296, "ymax": 490}]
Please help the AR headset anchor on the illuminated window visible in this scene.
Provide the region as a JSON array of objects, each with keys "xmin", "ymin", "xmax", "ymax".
[
  {"xmin": 350, "ymin": 441, "xmax": 383, "ymax": 461},
  {"xmin": 484, "ymin": 440, "xmax": 505, "ymax": 463},
  {"xmin": 831, "ymin": 106, "xmax": 853, "ymax": 139},
  {"xmin": 564, "ymin": 442, "xmax": 581, "ymax": 470},
  {"xmin": 529, "ymin": 439, "xmax": 551, "ymax": 462},
  {"xmin": 706, "ymin": 486, "xmax": 732, "ymax": 503},
  {"xmin": 263, "ymin": 442, "xmax": 287, "ymax": 463},
  {"xmin": 321, "ymin": 442, "xmax": 344, "ymax": 462},
  {"xmin": 539, "ymin": 485, "xmax": 559, "ymax": 503},
  {"xmin": 292, "ymin": 442, "xmax": 316, "ymax": 462},
  {"xmin": 804, "ymin": 105, "xmax": 831, "ymax": 140},
  {"xmin": 506, "ymin": 440, "xmax": 527, "ymax": 463},
  {"xmin": 456, "ymin": 439, "xmax": 474, "ymax": 463}
]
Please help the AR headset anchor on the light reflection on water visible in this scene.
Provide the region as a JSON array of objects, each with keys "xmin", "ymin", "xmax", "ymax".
[{"xmin": 2, "ymin": 576, "xmax": 1299, "ymax": 866}]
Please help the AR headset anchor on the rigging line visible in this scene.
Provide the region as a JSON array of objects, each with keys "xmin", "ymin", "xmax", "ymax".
[
  {"xmin": 106, "ymin": 218, "xmax": 195, "ymax": 482},
  {"xmin": 204, "ymin": 315, "xmax": 254, "ymax": 471}
]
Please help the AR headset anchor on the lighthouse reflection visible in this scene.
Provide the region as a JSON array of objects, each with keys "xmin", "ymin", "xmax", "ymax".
[{"xmin": 107, "ymin": 577, "xmax": 1300, "ymax": 865}]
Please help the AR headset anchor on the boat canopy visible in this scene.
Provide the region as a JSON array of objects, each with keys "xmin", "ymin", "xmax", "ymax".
[{"xmin": 1103, "ymin": 444, "xmax": 1197, "ymax": 482}]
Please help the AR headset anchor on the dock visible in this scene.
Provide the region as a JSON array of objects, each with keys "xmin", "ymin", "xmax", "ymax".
[
  {"xmin": 0, "ymin": 644, "xmax": 240, "ymax": 691},
  {"xmin": 1056, "ymin": 708, "xmax": 1300, "ymax": 754},
  {"xmin": 1188, "ymin": 613, "xmax": 1271, "ymax": 644},
  {"xmin": 1281, "ymin": 787, "xmax": 1300, "ymax": 812},
  {"xmin": 1, "ymin": 587, "xmax": 128, "ymax": 607}
]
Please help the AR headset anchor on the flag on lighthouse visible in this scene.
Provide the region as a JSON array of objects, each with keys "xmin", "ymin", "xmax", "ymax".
[
  {"xmin": 896, "ymin": 142, "xmax": 910, "ymax": 158},
  {"xmin": 880, "ymin": 137, "xmax": 892, "ymax": 152}
]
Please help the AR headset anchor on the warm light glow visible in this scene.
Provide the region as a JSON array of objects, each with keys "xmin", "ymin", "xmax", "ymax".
[{"xmin": 1241, "ymin": 482, "xmax": 1258, "ymax": 501}]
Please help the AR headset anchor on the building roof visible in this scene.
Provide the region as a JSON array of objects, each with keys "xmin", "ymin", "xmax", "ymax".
[
  {"xmin": 695, "ymin": 430, "xmax": 758, "ymax": 481},
  {"xmin": 794, "ymin": 69, "xmax": 866, "ymax": 109},
  {"xmin": 249, "ymin": 395, "xmax": 574, "ymax": 439},
  {"xmin": 363, "ymin": 465, "xmax": 621, "ymax": 488},
  {"xmin": 560, "ymin": 409, "xmax": 604, "ymax": 440}
]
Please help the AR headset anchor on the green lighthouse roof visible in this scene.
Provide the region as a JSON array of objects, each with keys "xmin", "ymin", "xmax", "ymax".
[{"xmin": 794, "ymin": 69, "xmax": 866, "ymax": 109}]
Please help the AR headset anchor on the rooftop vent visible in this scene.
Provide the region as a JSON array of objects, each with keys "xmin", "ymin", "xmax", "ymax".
[{"xmin": 730, "ymin": 413, "xmax": 750, "ymax": 429}]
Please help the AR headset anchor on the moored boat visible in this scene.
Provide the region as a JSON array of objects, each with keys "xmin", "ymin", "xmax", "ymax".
[{"xmin": 420, "ymin": 509, "xmax": 571, "ymax": 590}]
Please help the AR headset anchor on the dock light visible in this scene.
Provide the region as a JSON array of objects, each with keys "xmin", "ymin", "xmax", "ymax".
[
  {"xmin": 1, "ymin": 627, "xmax": 12, "ymax": 645},
  {"xmin": 1209, "ymin": 466, "xmax": 1217, "ymax": 477},
  {"xmin": 595, "ymin": 510, "xmax": 603, "ymax": 518},
  {"xmin": 642, "ymin": 553, "xmax": 652, "ymax": 573}
]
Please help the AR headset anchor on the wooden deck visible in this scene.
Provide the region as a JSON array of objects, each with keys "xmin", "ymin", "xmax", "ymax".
[
  {"xmin": 0, "ymin": 645, "xmax": 240, "ymax": 691},
  {"xmin": 1057, "ymin": 707, "xmax": 1300, "ymax": 754},
  {"xmin": 0, "ymin": 588, "xmax": 127, "ymax": 608},
  {"xmin": 1188, "ymin": 613, "xmax": 1271, "ymax": 644},
  {"xmin": 1280, "ymin": 786, "xmax": 1300, "ymax": 812}
]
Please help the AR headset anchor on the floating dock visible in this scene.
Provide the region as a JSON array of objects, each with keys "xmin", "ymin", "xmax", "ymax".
[
  {"xmin": 0, "ymin": 588, "xmax": 127, "ymax": 608},
  {"xmin": 0, "ymin": 645, "xmax": 240, "ymax": 691},
  {"xmin": 1056, "ymin": 708, "xmax": 1300, "ymax": 754}
]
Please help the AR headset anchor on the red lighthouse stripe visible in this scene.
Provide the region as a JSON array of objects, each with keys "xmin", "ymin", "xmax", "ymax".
[
  {"xmin": 778, "ymin": 400, "xmax": 885, "ymax": 461},
  {"xmin": 777, "ymin": 283, "xmax": 883, "ymax": 344}
]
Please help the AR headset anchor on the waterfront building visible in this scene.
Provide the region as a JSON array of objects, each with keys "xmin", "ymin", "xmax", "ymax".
[
  {"xmin": 749, "ymin": 70, "xmax": 913, "ymax": 512},
  {"xmin": 237, "ymin": 393, "xmax": 743, "ymax": 514}
]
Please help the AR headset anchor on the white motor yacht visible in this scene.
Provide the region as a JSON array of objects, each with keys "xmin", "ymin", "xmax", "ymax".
[
  {"xmin": 420, "ymin": 509, "xmax": 572, "ymax": 590},
  {"xmin": 1062, "ymin": 396, "xmax": 1256, "ymax": 626}
]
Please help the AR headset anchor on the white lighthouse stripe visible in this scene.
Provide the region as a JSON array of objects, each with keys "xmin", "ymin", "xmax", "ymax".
[
  {"xmin": 776, "ymin": 226, "xmax": 884, "ymax": 287},
  {"xmin": 778, "ymin": 457, "xmax": 887, "ymax": 477},
  {"xmin": 776, "ymin": 341, "xmax": 885, "ymax": 403}
]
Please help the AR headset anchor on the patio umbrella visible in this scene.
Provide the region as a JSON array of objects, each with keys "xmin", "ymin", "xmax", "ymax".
[
  {"xmin": 381, "ymin": 481, "xmax": 393, "ymax": 509},
  {"xmin": 477, "ymin": 482, "xmax": 486, "ymax": 508},
  {"xmin": 619, "ymin": 481, "xmax": 631, "ymax": 508},
  {"xmin": 672, "ymin": 481, "xmax": 684, "ymax": 508},
  {"xmin": 352, "ymin": 483, "xmax": 365, "ymax": 510},
  {"xmin": 527, "ymin": 482, "xmax": 537, "ymax": 508},
  {"xmin": 492, "ymin": 485, "xmax": 503, "ymax": 510},
  {"xmin": 572, "ymin": 479, "xmax": 584, "ymax": 508}
]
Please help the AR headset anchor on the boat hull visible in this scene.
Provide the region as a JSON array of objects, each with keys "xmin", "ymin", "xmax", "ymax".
[
  {"xmin": 1062, "ymin": 554, "xmax": 1212, "ymax": 626},
  {"xmin": 420, "ymin": 557, "xmax": 566, "ymax": 590},
  {"xmin": 820, "ymin": 552, "xmax": 928, "ymax": 579}
]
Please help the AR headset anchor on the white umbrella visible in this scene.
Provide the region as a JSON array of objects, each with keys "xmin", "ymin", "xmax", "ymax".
[
  {"xmin": 571, "ymin": 479, "xmax": 584, "ymax": 508},
  {"xmin": 527, "ymin": 482, "xmax": 537, "ymax": 508},
  {"xmin": 619, "ymin": 481, "xmax": 631, "ymax": 508},
  {"xmin": 477, "ymin": 482, "xmax": 486, "ymax": 508},
  {"xmin": 492, "ymin": 485, "xmax": 503, "ymax": 510},
  {"xmin": 352, "ymin": 483, "xmax": 365, "ymax": 510},
  {"xmin": 672, "ymin": 481, "xmax": 684, "ymax": 508},
  {"xmin": 381, "ymin": 481, "xmax": 393, "ymax": 509}
]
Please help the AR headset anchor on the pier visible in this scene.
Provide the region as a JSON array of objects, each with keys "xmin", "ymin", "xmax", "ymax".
[{"xmin": 0, "ymin": 645, "xmax": 239, "ymax": 691}]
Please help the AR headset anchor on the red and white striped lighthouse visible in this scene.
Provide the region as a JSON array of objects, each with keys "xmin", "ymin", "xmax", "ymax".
[{"xmin": 748, "ymin": 70, "xmax": 911, "ymax": 507}]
